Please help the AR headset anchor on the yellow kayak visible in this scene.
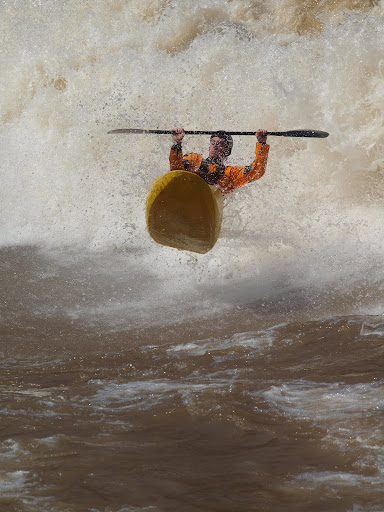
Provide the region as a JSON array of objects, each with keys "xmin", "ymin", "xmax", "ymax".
[{"xmin": 146, "ymin": 170, "xmax": 223, "ymax": 254}]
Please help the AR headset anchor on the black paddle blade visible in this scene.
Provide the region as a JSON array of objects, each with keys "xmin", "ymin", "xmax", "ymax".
[
  {"xmin": 107, "ymin": 129, "xmax": 217, "ymax": 135},
  {"xmin": 107, "ymin": 128, "xmax": 329, "ymax": 138},
  {"xmin": 107, "ymin": 129, "xmax": 171, "ymax": 134},
  {"xmin": 267, "ymin": 130, "xmax": 329, "ymax": 138}
]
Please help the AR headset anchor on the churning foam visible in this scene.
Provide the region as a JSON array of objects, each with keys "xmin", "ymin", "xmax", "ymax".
[{"xmin": 1, "ymin": 0, "xmax": 384, "ymax": 315}]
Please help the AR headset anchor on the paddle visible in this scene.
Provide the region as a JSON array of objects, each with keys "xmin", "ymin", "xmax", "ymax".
[{"xmin": 108, "ymin": 128, "xmax": 329, "ymax": 138}]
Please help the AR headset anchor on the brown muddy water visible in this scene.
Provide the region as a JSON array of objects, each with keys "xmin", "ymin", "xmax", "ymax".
[{"xmin": 1, "ymin": 247, "xmax": 383, "ymax": 512}]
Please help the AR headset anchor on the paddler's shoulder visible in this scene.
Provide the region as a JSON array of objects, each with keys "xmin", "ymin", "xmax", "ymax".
[
  {"xmin": 182, "ymin": 152, "xmax": 202, "ymax": 170},
  {"xmin": 182, "ymin": 152, "xmax": 202, "ymax": 161},
  {"xmin": 183, "ymin": 153, "xmax": 203, "ymax": 165}
]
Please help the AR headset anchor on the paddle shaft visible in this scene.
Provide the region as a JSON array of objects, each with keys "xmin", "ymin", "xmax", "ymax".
[{"xmin": 108, "ymin": 128, "xmax": 329, "ymax": 138}]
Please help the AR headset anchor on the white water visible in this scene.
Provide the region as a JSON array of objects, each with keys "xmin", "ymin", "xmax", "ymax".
[{"xmin": 1, "ymin": 0, "xmax": 384, "ymax": 321}]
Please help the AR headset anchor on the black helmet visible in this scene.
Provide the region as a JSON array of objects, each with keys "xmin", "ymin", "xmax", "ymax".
[{"xmin": 210, "ymin": 131, "xmax": 233, "ymax": 156}]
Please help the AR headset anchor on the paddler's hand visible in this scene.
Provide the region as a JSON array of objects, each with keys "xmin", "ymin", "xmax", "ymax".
[
  {"xmin": 172, "ymin": 127, "xmax": 185, "ymax": 143},
  {"xmin": 256, "ymin": 129, "xmax": 268, "ymax": 144}
]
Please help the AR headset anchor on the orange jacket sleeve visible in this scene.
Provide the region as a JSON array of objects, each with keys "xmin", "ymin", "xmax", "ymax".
[
  {"xmin": 170, "ymin": 146, "xmax": 203, "ymax": 173},
  {"xmin": 217, "ymin": 142, "xmax": 269, "ymax": 193},
  {"xmin": 169, "ymin": 144, "xmax": 185, "ymax": 171}
]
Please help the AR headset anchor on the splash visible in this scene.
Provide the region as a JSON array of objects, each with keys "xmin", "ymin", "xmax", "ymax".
[{"xmin": 1, "ymin": 0, "xmax": 383, "ymax": 317}]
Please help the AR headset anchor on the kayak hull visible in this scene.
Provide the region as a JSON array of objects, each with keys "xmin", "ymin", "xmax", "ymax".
[{"xmin": 146, "ymin": 170, "xmax": 223, "ymax": 254}]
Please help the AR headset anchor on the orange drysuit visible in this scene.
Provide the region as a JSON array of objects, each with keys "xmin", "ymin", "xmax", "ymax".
[{"xmin": 169, "ymin": 142, "xmax": 269, "ymax": 194}]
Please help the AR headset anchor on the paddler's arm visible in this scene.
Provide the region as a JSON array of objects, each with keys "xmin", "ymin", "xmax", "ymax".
[
  {"xmin": 216, "ymin": 130, "xmax": 269, "ymax": 193},
  {"xmin": 244, "ymin": 129, "xmax": 269, "ymax": 182},
  {"xmin": 169, "ymin": 127, "xmax": 185, "ymax": 171},
  {"xmin": 233, "ymin": 130, "xmax": 269, "ymax": 183}
]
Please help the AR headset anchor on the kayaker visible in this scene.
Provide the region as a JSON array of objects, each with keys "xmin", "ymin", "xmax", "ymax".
[{"xmin": 169, "ymin": 128, "xmax": 269, "ymax": 194}]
